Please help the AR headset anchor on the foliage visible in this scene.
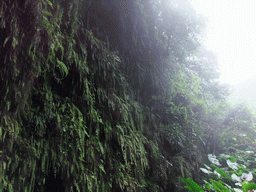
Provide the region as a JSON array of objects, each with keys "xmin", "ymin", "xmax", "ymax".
[
  {"xmin": 1, "ymin": 0, "xmax": 254, "ymax": 191},
  {"xmin": 1, "ymin": 0, "xmax": 148, "ymax": 191},
  {"xmin": 182, "ymin": 143, "xmax": 256, "ymax": 192},
  {"xmin": 181, "ymin": 177, "xmax": 204, "ymax": 192}
]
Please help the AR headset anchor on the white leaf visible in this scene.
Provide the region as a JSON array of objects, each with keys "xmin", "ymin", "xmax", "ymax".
[
  {"xmin": 208, "ymin": 154, "xmax": 221, "ymax": 166},
  {"xmin": 241, "ymin": 172, "xmax": 253, "ymax": 181},
  {"xmin": 227, "ymin": 159, "xmax": 238, "ymax": 170},
  {"xmin": 231, "ymin": 174, "xmax": 241, "ymax": 182},
  {"xmin": 234, "ymin": 188, "xmax": 243, "ymax": 192},
  {"xmin": 200, "ymin": 168, "xmax": 210, "ymax": 174}
]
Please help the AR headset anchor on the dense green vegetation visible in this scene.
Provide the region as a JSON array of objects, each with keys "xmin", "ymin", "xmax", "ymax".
[{"xmin": 0, "ymin": 0, "xmax": 255, "ymax": 191}]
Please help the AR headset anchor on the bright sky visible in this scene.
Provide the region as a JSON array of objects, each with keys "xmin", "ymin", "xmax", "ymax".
[
  {"xmin": 189, "ymin": 0, "xmax": 256, "ymax": 109},
  {"xmin": 190, "ymin": 0, "xmax": 256, "ymax": 85}
]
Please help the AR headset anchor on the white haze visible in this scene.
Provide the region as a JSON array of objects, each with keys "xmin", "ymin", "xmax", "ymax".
[{"xmin": 189, "ymin": 0, "xmax": 256, "ymax": 109}]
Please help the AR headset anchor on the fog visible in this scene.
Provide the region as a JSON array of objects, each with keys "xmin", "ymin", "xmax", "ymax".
[{"xmin": 190, "ymin": 0, "xmax": 256, "ymax": 111}]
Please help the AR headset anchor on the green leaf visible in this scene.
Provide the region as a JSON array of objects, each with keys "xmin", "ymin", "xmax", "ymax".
[
  {"xmin": 181, "ymin": 178, "xmax": 204, "ymax": 192},
  {"xmin": 215, "ymin": 167, "xmax": 232, "ymax": 180},
  {"xmin": 46, "ymin": 0, "xmax": 53, "ymax": 8},
  {"xmin": 41, "ymin": 10, "xmax": 53, "ymax": 17},
  {"xmin": 99, "ymin": 164, "xmax": 106, "ymax": 174},
  {"xmin": 56, "ymin": 58, "xmax": 68, "ymax": 77},
  {"xmin": 204, "ymin": 182, "xmax": 211, "ymax": 190},
  {"xmin": 229, "ymin": 156, "xmax": 237, "ymax": 163},
  {"xmin": 242, "ymin": 182, "xmax": 256, "ymax": 191},
  {"xmin": 116, "ymin": 125, "xmax": 124, "ymax": 135},
  {"xmin": 210, "ymin": 179, "xmax": 229, "ymax": 192}
]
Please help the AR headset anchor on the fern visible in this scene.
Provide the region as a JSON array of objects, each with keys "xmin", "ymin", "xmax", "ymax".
[
  {"xmin": 215, "ymin": 167, "xmax": 232, "ymax": 180},
  {"xmin": 242, "ymin": 182, "xmax": 256, "ymax": 191},
  {"xmin": 210, "ymin": 179, "xmax": 230, "ymax": 192},
  {"xmin": 181, "ymin": 178, "xmax": 204, "ymax": 192}
]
